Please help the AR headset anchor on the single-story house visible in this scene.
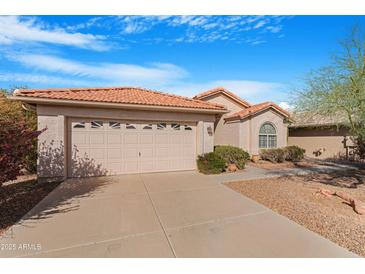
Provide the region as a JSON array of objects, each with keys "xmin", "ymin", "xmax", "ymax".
[
  {"xmin": 288, "ymin": 112, "xmax": 354, "ymax": 159},
  {"xmin": 10, "ymin": 86, "xmax": 291, "ymax": 180}
]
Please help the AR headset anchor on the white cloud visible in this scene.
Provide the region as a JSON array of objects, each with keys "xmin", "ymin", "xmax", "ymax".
[
  {"xmin": 0, "ymin": 72, "xmax": 93, "ymax": 86},
  {"xmin": 114, "ymin": 16, "xmax": 290, "ymax": 45},
  {"xmin": 0, "ymin": 16, "xmax": 109, "ymax": 51},
  {"xmin": 278, "ymin": 102, "xmax": 293, "ymax": 110},
  {"xmin": 10, "ymin": 53, "xmax": 188, "ymax": 84}
]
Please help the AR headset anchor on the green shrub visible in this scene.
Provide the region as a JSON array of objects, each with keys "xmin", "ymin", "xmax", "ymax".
[
  {"xmin": 284, "ymin": 145, "xmax": 306, "ymax": 162},
  {"xmin": 214, "ymin": 145, "xmax": 250, "ymax": 169},
  {"xmin": 260, "ymin": 148, "xmax": 286, "ymax": 163},
  {"xmin": 197, "ymin": 152, "xmax": 226, "ymax": 174}
]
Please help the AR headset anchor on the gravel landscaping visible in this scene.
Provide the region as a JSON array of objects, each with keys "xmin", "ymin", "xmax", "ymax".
[
  {"xmin": 0, "ymin": 179, "xmax": 61, "ymax": 235},
  {"xmin": 226, "ymin": 170, "xmax": 365, "ymax": 257}
]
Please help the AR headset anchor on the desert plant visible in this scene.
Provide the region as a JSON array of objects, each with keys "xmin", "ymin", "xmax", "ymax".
[
  {"xmin": 284, "ymin": 145, "xmax": 306, "ymax": 162},
  {"xmin": 0, "ymin": 119, "xmax": 43, "ymax": 185},
  {"xmin": 214, "ymin": 145, "xmax": 250, "ymax": 169},
  {"xmin": 197, "ymin": 152, "xmax": 226, "ymax": 174},
  {"xmin": 260, "ymin": 148, "xmax": 286, "ymax": 163}
]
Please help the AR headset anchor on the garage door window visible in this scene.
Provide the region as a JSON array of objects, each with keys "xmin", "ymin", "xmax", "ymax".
[
  {"xmin": 171, "ymin": 123, "xmax": 180, "ymax": 130},
  {"xmin": 109, "ymin": 122, "xmax": 121, "ymax": 129},
  {"xmin": 126, "ymin": 123, "xmax": 136, "ymax": 129},
  {"xmin": 73, "ymin": 122, "xmax": 85, "ymax": 129},
  {"xmin": 91, "ymin": 121, "xmax": 103, "ymax": 129},
  {"xmin": 157, "ymin": 123, "xmax": 166, "ymax": 130},
  {"xmin": 142, "ymin": 124, "xmax": 153, "ymax": 130}
]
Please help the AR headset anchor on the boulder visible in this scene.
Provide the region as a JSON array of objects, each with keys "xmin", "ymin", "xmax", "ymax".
[{"xmin": 226, "ymin": 163, "xmax": 238, "ymax": 172}]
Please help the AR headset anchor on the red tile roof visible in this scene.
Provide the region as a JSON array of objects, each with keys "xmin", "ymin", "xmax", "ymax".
[
  {"xmin": 14, "ymin": 87, "xmax": 226, "ymax": 111},
  {"xmin": 193, "ymin": 87, "xmax": 251, "ymax": 108},
  {"xmin": 225, "ymin": 101, "xmax": 291, "ymax": 120}
]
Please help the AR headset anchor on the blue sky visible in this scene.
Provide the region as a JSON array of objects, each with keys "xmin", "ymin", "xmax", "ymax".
[{"xmin": 0, "ymin": 15, "xmax": 364, "ymax": 108}]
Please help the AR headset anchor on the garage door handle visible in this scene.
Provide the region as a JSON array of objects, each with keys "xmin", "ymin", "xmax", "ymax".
[{"xmin": 139, "ymin": 152, "xmax": 141, "ymax": 157}]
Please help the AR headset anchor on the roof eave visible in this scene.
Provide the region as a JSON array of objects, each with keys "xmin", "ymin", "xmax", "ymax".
[
  {"xmin": 224, "ymin": 106, "xmax": 293, "ymax": 122},
  {"xmin": 8, "ymin": 96, "xmax": 228, "ymax": 114},
  {"xmin": 194, "ymin": 90, "xmax": 251, "ymax": 108}
]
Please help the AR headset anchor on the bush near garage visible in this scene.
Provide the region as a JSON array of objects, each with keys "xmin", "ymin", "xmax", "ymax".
[
  {"xmin": 260, "ymin": 148, "xmax": 286, "ymax": 163},
  {"xmin": 197, "ymin": 152, "xmax": 226, "ymax": 174},
  {"xmin": 284, "ymin": 145, "xmax": 306, "ymax": 162},
  {"xmin": 214, "ymin": 145, "xmax": 250, "ymax": 169},
  {"xmin": 0, "ymin": 119, "xmax": 43, "ymax": 186}
]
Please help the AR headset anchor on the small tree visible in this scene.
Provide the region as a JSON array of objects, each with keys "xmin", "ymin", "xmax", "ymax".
[
  {"xmin": 0, "ymin": 87, "xmax": 38, "ymax": 172},
  {"xmin": 0, "ymin": 119, "xmax": 43, "ymax": 185},
  {"xmin": 294, "ymin": 27, "xmax": 365, "ymax": 158}
]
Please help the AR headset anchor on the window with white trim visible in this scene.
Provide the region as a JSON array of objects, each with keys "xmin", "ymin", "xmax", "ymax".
[{"xmin": 259, "ymin": 123, "xmax": 277, "ymax": 148}]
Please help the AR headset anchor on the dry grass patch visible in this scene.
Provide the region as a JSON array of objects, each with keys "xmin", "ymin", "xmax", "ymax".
[{"xmin": 226, "ymin": 170, "xmax": 365, "ymax": 257}]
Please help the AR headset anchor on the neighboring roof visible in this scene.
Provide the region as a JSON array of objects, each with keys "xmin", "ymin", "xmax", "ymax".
[
  {"xmin": 193, "ymin": 87, "xmax": 251, "ymax": 108},
  {"xmin": 289, "ymin": 112, "xmax": 349, "ymax": 128},
  {"xmin": 225, "ymin": 101, "xmax": 291, "ymax": 121},
  {"xmin": 13, "ymin": 87, "xmax": 226, "ymax": 112}
]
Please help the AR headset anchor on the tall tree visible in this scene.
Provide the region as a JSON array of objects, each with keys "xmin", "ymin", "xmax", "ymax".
[{"xmin": 295, "ymin": 27, "xmax": 365, "ymax": 158}]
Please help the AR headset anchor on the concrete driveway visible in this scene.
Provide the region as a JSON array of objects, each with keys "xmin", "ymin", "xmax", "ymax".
[{"xmin": 0, "ymin": 171, "xmax": 356, "ymax": 257}]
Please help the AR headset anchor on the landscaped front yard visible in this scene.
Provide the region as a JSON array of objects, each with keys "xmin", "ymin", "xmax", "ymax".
[{"xmin": 226, "ymin": 170, "xmax": 365, "ymax": 257}]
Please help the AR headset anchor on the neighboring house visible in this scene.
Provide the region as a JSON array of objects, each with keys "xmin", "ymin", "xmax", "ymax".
[
  {"xmin": 288, "ymin": 112, "xmax": 354, "ymax": 159},
  {"xmin": 10, "ymin": 86, "xmax": 291, "ymax": 180}
]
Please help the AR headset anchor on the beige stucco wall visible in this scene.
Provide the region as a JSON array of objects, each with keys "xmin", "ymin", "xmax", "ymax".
[
  {"xmin": 199, "ymin": 93, "xmax": 245, "ymax": 147},
  {"xmin": 244, "ymin": 109, "xmax": 288, "ymax": 155},
  {"xmin": 288, "ymin": 127, "xmax": 352, "ymax": 159},
  {"xmin": 37, "ymin": 104, "xmax": 216, "ymax": 179},
  {"xmin": 197, "ymin": 94, "xmax": 288, "ymax": 155}
]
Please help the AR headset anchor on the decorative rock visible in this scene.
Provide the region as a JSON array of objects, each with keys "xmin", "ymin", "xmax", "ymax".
[
  {"xmin": 251, "ymin": 155, "xmax": 260, "ymax": 163},
  {"xmin": 351, "ymin": 199, "xmax": 365, "ymax": 215},
  {"xmin": 226, "ymin": 163, "xmax": 238, "ymax": 172}
]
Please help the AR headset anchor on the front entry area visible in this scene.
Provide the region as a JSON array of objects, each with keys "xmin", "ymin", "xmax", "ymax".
[{"xmin": 68, "ymin": 119, "xmax": 196, "ymax": 177}]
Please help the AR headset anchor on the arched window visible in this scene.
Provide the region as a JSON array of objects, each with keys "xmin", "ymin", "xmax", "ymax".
[{"xmin": 259, "ymin": 123, "xmax": 277, "ymax": 148}]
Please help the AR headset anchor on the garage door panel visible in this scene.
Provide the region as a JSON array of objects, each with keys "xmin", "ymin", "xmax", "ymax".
[
  {"xmin": 107, "ymin": 148, "xmax": 122, "ymax": 159},
  {"xmin": 125, "ymin": 147, "xmax": 139, "ymax": 158},
  {"xmin": 124, "ymin": 133, "xmax": 138, "ymax": 144},
  {"xmin": 140, "ymin": 134, "xmax": 153, "ymax": 144},
  {"xmin": 89, "ymin": 147, "xmax": 105, "ymax": 159},
  {"xmin": 89, "ymin": 133, "xmax": 104, "ymax": 145},
  {"xmin": 124, "ymin": 160, "xmax": 138, "ymax": 173},
  {"xmin": 155, "ymin": 134, "xmax": 168, "ymax": 144},
  {"xmin": 107, "ymin": 133, "xmax": 121, "ymax": 144},
  {"xmin": 156, "ymin": 146, "xmax": 169, "ymax": 157},
  {"xmin": 155, "ymin": 159, "xmax": 169, "ymax": 170},
  {"xmin": 72, "ymin": 132, "xmax": 88, "ymax": 145},
  {"xmin": 70, "ymin": 119, "xmax": 196, "ymax": 177}
]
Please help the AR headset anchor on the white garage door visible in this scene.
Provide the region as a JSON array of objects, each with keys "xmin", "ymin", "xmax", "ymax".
[{"xmin": 69, "ymin": 119, "xmax": 196, "ymax": 177}]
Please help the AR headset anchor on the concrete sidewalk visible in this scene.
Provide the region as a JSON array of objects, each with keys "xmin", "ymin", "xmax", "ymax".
[{"xmin": 0, "ymin": 171, "xmax": 357, "ymax": 258}]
